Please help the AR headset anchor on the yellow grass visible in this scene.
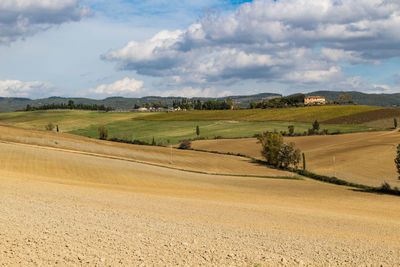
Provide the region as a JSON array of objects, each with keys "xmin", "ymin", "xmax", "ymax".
[{"xmin": 192, "ymin": 131, "xmax": 400, "ymax": 187}]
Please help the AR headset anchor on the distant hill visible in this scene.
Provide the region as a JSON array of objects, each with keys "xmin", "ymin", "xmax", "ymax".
[
  {"xmin": 306, "ymin": 91, "xmax": 400, "ymax": 107},
  {"xmin": 0, "ymin": 93, "xmax": 281, "ymax": 112},
  {"xmin": 1, "ymin": 91, "xmax": 400, "ymax": 113}
]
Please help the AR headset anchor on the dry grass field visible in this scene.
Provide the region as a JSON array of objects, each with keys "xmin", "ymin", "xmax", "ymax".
[
  {"xmin": 1, "ymin": 125, "xmax": 400, "ymax": 265},
  {"xmin": 192, "ymin": 130, "xmax": 400, "ymax": 187}
]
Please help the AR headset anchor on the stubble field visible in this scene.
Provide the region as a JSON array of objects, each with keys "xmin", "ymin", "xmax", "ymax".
[{"xmin": 192, "ymin": 130, "xmax": 400, "ymax": 187}]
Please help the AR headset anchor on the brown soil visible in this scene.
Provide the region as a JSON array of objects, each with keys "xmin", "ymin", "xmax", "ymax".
[
  {"xmin": 322, "ymin": 108, "xmax": 400, "ymax": 124},
  {"xmin": 1, "ymin": 125, "xmax": 400, "ymax": 265}
]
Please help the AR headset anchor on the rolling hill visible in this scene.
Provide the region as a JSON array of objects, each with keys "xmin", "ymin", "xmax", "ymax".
[{"xmin": 2, "ymin": 90, "xmax": 400, "ymax": 112}]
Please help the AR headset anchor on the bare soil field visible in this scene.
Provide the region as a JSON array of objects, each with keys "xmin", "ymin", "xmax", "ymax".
[
  {"xmin": 1, "ymin": 137, "xmax": 400, "ymax": 265},
  {"xmin": 0, "ymin": 124, "xmax": 292, "ymax": 178},
  {"xmin": 192, "ymin": 130, "xmax": 400, "ymax": 187},
  {"xmin": 322, "ymin": 108, "xmax": 400, "ymax": 124}
]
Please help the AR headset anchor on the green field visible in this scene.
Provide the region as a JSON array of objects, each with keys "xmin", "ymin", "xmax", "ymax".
[
  {"xmin": 137, "ymin": 105, "xmax": 383, "ymax": 122},
  {"xmin": 0, "ymin": 108, "xmax": 387, "ymax": 144},
  {"xmin": 69, "ymin": 120, "xmax": 374, "ymax": 144}
]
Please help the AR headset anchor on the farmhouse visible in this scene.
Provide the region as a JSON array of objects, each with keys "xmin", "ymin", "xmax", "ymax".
[{"xmin": 304, "ymin": 96, "xmax": 326, "ymax": 105}]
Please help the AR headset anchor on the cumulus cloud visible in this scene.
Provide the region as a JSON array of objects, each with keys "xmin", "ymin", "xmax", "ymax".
[
  {"xmin": 0, "ymin": 79, "xmax": 54, "ymax": 98},
  {"xmin": 103, "ymin": 0, "xmax": 400, "ymax": 92},
  {"xmin": 159, "ymin": 86, "xmax": 232, "ymax": 98},
  {"xmin": 0, "ymin": 0, "xmax": 91, "ymax": 44},
  {"xmin": 90, "ymin": 77, "xmax": 145, "ymax": 97}
]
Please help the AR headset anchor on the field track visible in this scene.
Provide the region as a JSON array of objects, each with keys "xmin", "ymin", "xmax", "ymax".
[
  {"xmin": 1, "ymin": 125, "xmax": 400, "ymax": 265},
  {"xmin": 192, "ymin": 130, "xmax": 400, "ymax": 187}
]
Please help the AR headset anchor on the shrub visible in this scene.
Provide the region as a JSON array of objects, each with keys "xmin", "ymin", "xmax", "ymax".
[
  {"xmin": 45, "ymin": 122, "xmax": 55, "ymax": 131},
  {"xmin": 288, "ymin": 125, "xmax": 295, "ymax": 136},
  {"xmin": 179, "ymin": 139, "xmax": 191, "ymax": 149},
  {"xmin": 380, "ymin": 182, "xmax": 392, "ymax": 192},
  {"xmin": 98, "ymin": 125, "xmax": 108, "ymax": 140},
  {"xmin": 312, "ymin": 120, "xmax": 320, "ymax": 132}
]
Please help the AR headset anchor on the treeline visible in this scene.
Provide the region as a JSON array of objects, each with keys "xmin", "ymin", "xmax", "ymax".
[
  {"xmin": 25, "ymin": 100, "xmax": 113, "ymax": 112},
  {"xmin": 250, "ymin": 94, "xmax": 305, "ymax": 109},
  {"xmin": 172, "ymin": 98, "xmax": 233, "ymax": 110},
  {"xmin": 134, "ymin": 102, "xmax": 168, "ymax": 109}
]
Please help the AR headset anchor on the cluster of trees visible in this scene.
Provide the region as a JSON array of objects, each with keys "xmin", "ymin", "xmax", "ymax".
[
  {"xmin": 336, "ymin": 93, "xmax": 354, "ymax": 104},
  {"xmin": 25, "ymin": 100, "xmax": 113, "ymax": 112},
  {"xmin": 275, "ymin": 121, "xmax": 329, "ymax": 137},
  {"xmin": 172, "ymin": 98, "xmax": 233, "ymax": 110},
  {"xmin": 249, "ymin": 94, "xmax": 305, "ymax": 109},
  {"xmin": 134, "ymin": 102, "xmax": 168, "ymax": 109},
  {"xmin": 257, "ymin": 131, "xmax": 301, "ymax": 169}
]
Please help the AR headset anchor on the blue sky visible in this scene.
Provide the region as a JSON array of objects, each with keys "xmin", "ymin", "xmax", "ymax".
[{"xmin": 0, "ymin": 0, "xmax": 399, "ymax": 99}]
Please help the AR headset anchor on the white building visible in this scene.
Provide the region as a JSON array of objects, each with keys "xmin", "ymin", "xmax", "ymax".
[{"xmin": 304, "ymin": 96, "xmax": 326, "ymax": 105}]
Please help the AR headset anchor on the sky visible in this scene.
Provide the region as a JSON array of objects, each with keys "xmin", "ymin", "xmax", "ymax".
[{"xmin": 0, "ymin": 0, "xmax": 399, "ymax": 99}]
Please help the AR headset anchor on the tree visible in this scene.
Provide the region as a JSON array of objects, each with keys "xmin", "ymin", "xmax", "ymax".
[
  {"xmin": 394, "ymin": 118, "xmax": 398, "ymax": 129},
  {"xmin": 277, "ymin": 143, "xmax": 301, "ymax": 169},
  {"xmin": 312, "ymin": 120, "xmax": 320, "ymax": 132},
  {"xmin": 196, "ymin": 125, "xmax": 200, "ymax": 136},
  {"xmin": 98, "ymin": 125, "xmax": 108, "ymax": 140},
  {"xmin": 288, "ymin": 125, "xmax": 295, "ymax": 136},
  {"xmin": 45, "ymin": 122, "xmax": 55, "ymax": 131},
  {"xmin": 257, "ymin": 132, "xmax": 283, "ymax": 167},
  {"xmin": 302, "ymin": 152, "xmax": 306, "ymax": 170},
  {"xmin": 395, "ymin": 144, "xmax": 400, "ymax": 180},
  {"xmin": 152, "ymin": 137, "xmax": 156, "ymax": 145},
  {"xmin": 226, "ymin": 98, "xmax": 233, "ymax": 109},
  {"xmin": 258, "ymin": 131, "xmax": 301, "ymax": 169}
]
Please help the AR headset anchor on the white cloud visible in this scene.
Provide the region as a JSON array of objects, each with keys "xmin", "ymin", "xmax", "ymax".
[
  {"xmin": 159, "ymin": 86, "xmax": 232, "ymax": 98},
  {"xmin": 90, "ymin": 77, "xmax": 145, "ymax": 97},
  {"xmin": 103, "ymin": 0, "xmax": 400, "ymax": 93},
  {"xmin": 0, "ymin": 79, "xmax": 54, "ymax": 98},
  {"xmin": 0, "ymin": 0, "xmax": 91, "ymax": 44}
]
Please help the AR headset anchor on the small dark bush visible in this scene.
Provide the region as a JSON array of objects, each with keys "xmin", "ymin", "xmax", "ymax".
[
  {"xmin": 179, "ymin": 140, "xmax": 192, "ymax": 149},
  {"xmin": 98, "ymin": 125, "xmax": 108, "ymax": 140},
  {"xmin": 45, "ymin": 122, "xmax": 55, "ymax": 131}
]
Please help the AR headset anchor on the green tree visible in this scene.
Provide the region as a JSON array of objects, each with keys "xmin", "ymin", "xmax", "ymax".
[
  {"xmin": 98, "ymin": 125, "xmax": 108, "ymax": 140},
  {"xmin": 152, "ymin": 137, "xmax": 156, "ymax": 146},
  {"xmin": 312, "ymin": 120, "xmax": 320, "ymax": 132},
  {"xmin": 257, "ymin": 132, "xmax": 284, "ymax": 167},
  {"xmin": 395, "ymin": 144, "xmax": 400, "ymax": 180},
  {"xmin": 288, "ymin": 125, "xmax": 295, "ymax": 136},
  {"xmin": 277, "ymin": 143, "xmax": 301, "ymax": 169},
  {"xmin": 302, "ymin": 152, "xmax": 306, "ymax": 170},
  {"xmin": 196, "ymin": 125, "xmax": 200, "ymax": 136},
  {"xmin": 394, "ymin": 118, "xmax": 398, "ymax": 129}
]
